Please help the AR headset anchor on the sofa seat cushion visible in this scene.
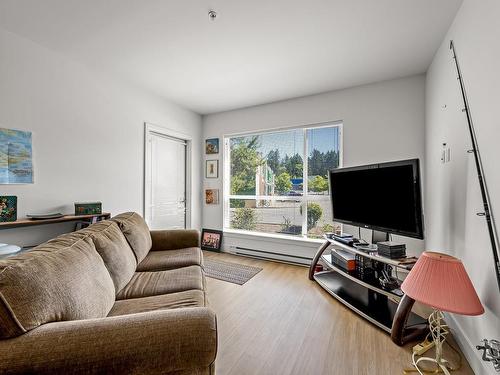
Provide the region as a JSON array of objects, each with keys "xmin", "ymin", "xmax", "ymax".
[
  {"xmin": 136, "ymin": 247, "xmax": 203, "ymax": 272},
  {"xmin": 111, "ymin": 212, "xmax": 152, "ymax": 263},
  {"xmin": 108, "ymin": 290, "xmax": 207, "ymax": 317},
  {"xmin": 0, "ymin": 235, "xmax": 115, "ymax": 339},
  {"xmin": 79, "ymin": 221, "xmax": 137, "ymax": 293},
  {"xmin": 116, "ymin": 266, "xmax": 204, "ymax": 300}
]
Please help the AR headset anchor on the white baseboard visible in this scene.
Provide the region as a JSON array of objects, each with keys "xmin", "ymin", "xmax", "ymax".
[{"xmin": 445, "ymin": 313, "xmax": 494, "ymax": 374}]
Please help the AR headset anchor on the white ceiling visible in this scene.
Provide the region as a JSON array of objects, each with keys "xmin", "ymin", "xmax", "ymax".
[{"xmin": 0, "ymin": 0, "xmax": 462, "ymax": 114}]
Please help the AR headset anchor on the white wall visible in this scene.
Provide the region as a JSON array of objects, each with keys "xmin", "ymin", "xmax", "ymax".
[
  {"xmin": 425, "ymin": 1, "xmax": 500, "ymax": 373},
  {"xmin": 0, "ymin": 28, "xmax": 202, "ymax": 247},
  {"xmin": 202, "ymin": 75, "xmax": 426, "ymax": 259},
  {"xmin": 425, "ymin": 0, "xmax": 500, "ymax": 374}
]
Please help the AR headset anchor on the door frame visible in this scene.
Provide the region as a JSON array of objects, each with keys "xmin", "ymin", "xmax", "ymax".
[{"xmin": 144, "ymin": 122, "xmax": 192, "ymax": 229}]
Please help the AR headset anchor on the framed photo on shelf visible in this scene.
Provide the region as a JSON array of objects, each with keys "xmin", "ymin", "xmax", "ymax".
[
  {"xmin": 201, "ymin": 229, "xmax": 223, "ymax": 252},
  {"xmin": 0, "ymin": 196, "xmax": 17, "ymax": 222},
  {"xmin": 206, "ymin": 160, "xmax": 219, "ymax": 178},
  {"xmin": 205, "ymin": 138, "xmax": 219, "ymax": 154},
  {"xmin": 205, "ymin": 189, "xmax": 219, "ymax": 205}
]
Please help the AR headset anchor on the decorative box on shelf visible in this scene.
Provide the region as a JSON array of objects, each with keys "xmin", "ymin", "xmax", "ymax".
[{"xmin": 74, "ymin": 202, "xmax": 102, "ymax": 216}]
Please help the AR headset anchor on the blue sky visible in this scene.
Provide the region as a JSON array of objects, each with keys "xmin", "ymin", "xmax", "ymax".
[{"xmin": 257, "ymin": 126, "xmax": 340, "ymax": 158}]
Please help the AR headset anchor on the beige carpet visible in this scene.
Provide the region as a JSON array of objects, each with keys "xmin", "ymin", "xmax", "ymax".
[{"xmin": 203, "ymin": 258, "xmax": 262, "ymax": 285}]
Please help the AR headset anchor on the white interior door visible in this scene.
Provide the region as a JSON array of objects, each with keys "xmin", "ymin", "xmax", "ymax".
[{"xmin": 146, "ymin": 131, "xmax": 187, "ymax": 230}]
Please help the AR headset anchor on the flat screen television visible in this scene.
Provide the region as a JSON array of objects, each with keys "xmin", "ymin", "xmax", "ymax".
[{"xmin": 328, "ymin": 158, "xmax": 424, "ymax": 239}]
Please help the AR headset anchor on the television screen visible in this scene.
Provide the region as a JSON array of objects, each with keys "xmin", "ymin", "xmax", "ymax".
[{"xmin": 329, "ymin": 159, "xmax": 424, "ymax": 239}]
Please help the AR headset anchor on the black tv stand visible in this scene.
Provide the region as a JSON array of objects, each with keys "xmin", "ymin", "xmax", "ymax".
[{"xmin": 309, "ymin": 237, "xmax": 428, "ymax": 346}]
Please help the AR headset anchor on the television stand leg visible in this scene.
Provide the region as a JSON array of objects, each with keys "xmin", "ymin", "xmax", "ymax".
[
  {"xmin": 391, "ymin": 294, "xmax": 429, "ymax": 345},
  {"xmin": 309, "ymin": 240, "xmax": 331, "ymax": 280}
]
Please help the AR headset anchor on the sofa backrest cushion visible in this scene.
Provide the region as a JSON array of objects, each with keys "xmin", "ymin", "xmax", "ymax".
[
  {"xmin": 0, "ymin": 235, "xmax": 115, "ymax": 339},
  {"xmin": 81, "ymin": 221, "xmax": 137, "ymax": 293},
  {"xmin": 111, "ymin": 212, "xmax": 152, "ymax": 263}
]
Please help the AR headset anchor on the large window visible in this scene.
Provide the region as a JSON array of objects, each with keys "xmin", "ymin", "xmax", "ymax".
[{"xmin": 224, "ymin": 123, "xmax": 342, "ymax": 240}]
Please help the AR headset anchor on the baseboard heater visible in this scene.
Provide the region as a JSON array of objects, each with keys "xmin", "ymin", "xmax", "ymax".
[{"xmin": 231, "ymin": 246, "xmax": 312, "ymax": 266}]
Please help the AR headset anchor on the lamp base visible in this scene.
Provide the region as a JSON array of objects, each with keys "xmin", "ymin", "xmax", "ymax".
[{"xmin": 404, "ymin": 310, "xmax": 461, "ymax": 375}]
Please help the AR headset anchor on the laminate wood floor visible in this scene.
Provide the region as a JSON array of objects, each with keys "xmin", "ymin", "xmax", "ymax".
[{"xmin": 203, "ymin": 251, "xmax": 474, "ymax": 375}]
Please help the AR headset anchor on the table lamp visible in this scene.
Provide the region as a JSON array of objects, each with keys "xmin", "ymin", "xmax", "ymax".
[{"xmin": 401, "ymin": 251, "xmax": 484, "ymax": 374}]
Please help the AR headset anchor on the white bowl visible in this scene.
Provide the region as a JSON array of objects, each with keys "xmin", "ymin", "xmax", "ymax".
[{"xmin": 0, "ymin": 244, "xmax": 22, "ymax": 255}]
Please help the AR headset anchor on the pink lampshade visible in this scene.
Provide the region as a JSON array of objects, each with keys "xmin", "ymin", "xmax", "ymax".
[{"xmin": 401, "ymin": 251, "xmax": 484, "ymax": 316}]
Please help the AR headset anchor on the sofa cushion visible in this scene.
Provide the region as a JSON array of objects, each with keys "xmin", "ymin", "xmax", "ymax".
[
  {"xmin": 116, "ymin": 266, "xmax": 204, "ymax": 300},
  {"xmin": 111, "ymin": 212, "xmax": 152, "ymax": 263},
  {"xmin": 136, "ymin": 247, "xmax": 203, "ymax": 272},
  {"xmin": 0, "ymin": 235, "xmax": 115, "ymax": 339},
  {"xmin": 80, "ymin": 221, "xmax": 137, "ymax": 294},
  {"xmin": 150, "ymin": 229, "xmax": 200, "ymax": 251},
  {"xmin": 108, "ymin": 290, "xmax": 206, "ymax": 317}
]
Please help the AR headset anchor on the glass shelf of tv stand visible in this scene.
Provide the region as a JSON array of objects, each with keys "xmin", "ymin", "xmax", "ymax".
[
  {"xmin": 320, "ymin": 253, "xmax": 404, "ymax": 300},
  {"xmin": 324, "ymin": 236, "xmax": 418, "ymax": 270},
  {"xmin": 313, "ymin": 269, "xmax": 427, "ymax": 333},
  {"xmin": 311, "ymin": 237, "xmax": 428, "ymax": 339}
]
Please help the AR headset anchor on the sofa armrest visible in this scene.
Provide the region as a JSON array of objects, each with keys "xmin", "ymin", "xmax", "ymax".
[
  {"xmin": 0, "ymin": 307, "xmax": 217, "ymax": 375},
  {"xmin": 150, "ymin": 229, "xmax": 200, "ymax": 251}
]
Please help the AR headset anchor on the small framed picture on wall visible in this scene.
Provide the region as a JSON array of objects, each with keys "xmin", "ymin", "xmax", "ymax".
[
  {"xmin": 206, "ymin": 160, "xmax": 219, "ymax": 178},
  {"xmin": 205, "ymin": 189, "xmax": 219, "ymax": 205},
  {"xmin": 201, "ymin": 229, "xmax": 223, "ymax": 252},
  {"xmin": 205, "ymin": 138, "xmax": 219, "ymax": 154}
]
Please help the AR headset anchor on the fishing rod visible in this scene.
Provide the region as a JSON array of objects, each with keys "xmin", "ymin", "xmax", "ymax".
[{"xmin": 450, "ymin": 40, "xmax": 500, "ymax": 291}]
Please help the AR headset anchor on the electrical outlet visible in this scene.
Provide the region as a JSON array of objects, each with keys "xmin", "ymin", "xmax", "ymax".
[{"xmin": 441, "ymin": 143, "xmax": 451, "ymax": 164}]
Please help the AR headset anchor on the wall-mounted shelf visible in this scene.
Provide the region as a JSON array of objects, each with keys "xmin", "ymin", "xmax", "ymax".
[{"xmin": 0, "ymin": 213, "xmax": 111, "ymax": 230}]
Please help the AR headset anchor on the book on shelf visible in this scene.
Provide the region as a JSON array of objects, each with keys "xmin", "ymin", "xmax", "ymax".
[
  {"xmin": 355, "ymin": 254, "xmax": 376, "ymax": 282},
  {"xmin": 330, "ymin": 249, "xmax": 356, "ymax": 272}
]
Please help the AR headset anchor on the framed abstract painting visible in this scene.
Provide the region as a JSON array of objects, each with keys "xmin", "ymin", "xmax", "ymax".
[
  {"xmin": 0, "ymin": 128, "xmax": 33, "ymax": 184},
  {"xmin": 206, "ymin": 160, "xmax": 219, "ymax": 178},
  {"xmin": 205, "ymin": 138, "xmax": 219, "ymax": 154},
  {"xmin": 205, "ymin": 189, "xmax": 219, "ymax": 205}
]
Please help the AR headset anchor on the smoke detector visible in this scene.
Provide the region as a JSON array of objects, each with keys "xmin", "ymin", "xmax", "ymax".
[{"xmin": 208, "ymin": 10, "xmax": 217, "ymax": 21}]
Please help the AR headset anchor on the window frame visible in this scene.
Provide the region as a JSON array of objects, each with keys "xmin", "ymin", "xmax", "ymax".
[{"xmin": 223, "ymin": 121, "xmax": 343, "ymax": 240}]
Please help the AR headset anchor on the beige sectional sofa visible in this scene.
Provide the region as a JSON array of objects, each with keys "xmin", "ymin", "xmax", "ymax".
[{"xmin": 0, "ymin": 212, "xmax": 217, "ymax": 374}]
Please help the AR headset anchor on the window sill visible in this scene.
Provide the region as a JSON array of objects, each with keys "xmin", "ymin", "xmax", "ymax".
[{"xmin": 223, "ymin": 228, "xmax": 325, "ymax": 245}]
